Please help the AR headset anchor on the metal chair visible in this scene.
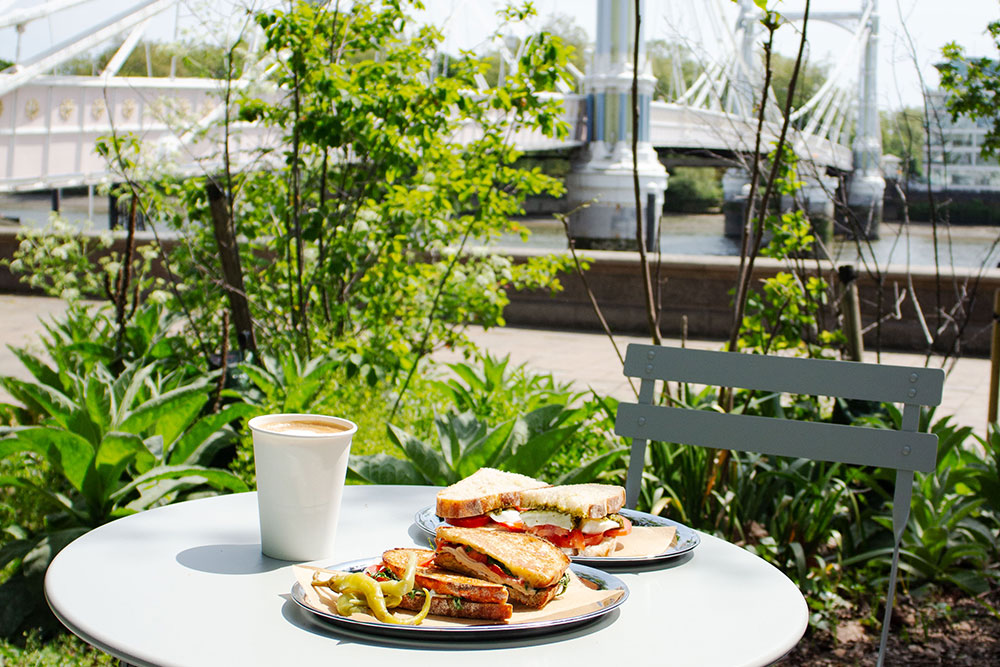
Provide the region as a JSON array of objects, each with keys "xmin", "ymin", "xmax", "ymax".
[{"xmin": 614, "ymin": 344, "xmax": 943, "ymax": 667}]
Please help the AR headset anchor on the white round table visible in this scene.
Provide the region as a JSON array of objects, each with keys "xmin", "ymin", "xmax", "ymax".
[{"xmin": 45, "ymin": 487, "xmax": 807, "ymax": 667}]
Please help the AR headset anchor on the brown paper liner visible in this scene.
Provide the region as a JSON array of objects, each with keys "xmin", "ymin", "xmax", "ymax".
[
  {"xmin": 611, "ymin": 525, "xmax": 677, "ymax": 557},
  {"xmin": 293, "ymin": 564, "xmax": 623, "ymax": 627}
]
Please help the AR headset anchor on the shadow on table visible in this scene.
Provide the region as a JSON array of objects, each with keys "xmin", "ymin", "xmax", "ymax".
[
  {"xmin": 595, "ymin": 551, "xmax": 694, "ymax": 573},
  {"xmin": 407, "ymin": 523, "xmax": 436, "ymax": 548},
  {"xmin": 279, "ymin": 596, "xmax": 620, "ymax": 650},
  {"xmin": 176, "ymin": 543, "xmax": 288, "ymax": 575}
]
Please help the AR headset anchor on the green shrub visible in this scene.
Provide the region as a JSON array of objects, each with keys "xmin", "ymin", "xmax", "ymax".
[{"xmin": 663, "ymin": 167, "xmax": 722, "ymax": 213}]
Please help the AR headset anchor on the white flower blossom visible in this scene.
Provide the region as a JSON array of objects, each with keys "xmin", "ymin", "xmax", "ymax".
[{"xmin": 149, "ymin": 290, "xmax": 170, "ymax": 304}]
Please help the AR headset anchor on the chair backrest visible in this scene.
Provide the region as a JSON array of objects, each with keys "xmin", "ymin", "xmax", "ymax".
[{"xmin": 614, "ymin": 344, "xmax": 944, "ymax": 667}]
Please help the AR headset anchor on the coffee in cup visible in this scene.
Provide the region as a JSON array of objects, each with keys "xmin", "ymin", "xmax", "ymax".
[{"xmin": 248, "ymin": 413, "xmax": 357, "ymax": 561}]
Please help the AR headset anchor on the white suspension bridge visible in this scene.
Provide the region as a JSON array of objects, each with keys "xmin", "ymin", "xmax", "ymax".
[{"xmin": 0, "ymin": 0, "xmax": 886, "ymax": 242}]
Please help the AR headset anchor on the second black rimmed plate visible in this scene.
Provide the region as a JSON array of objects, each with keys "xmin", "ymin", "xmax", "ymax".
[
  {"xmin": 412, "ymin": 506, "xmax": 700, "ymax": 567},
  {"xmin": 291, "ymin": 557, "xmax": 628, "ymax": 640}
]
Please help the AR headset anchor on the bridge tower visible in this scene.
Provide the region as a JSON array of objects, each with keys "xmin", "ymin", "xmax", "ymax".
[
  {"xmin": 565, "ymin": 0, "xmax": 668, "ymax": 250},
  {"xmin": 846, "ymin": 0, "xmax": 883, "ymax": 238}
]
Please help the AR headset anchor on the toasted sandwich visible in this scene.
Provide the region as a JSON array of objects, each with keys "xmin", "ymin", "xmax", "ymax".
[
  {"xmin": 519, "ymin": 483, "xmax": 632, "ymax": 556},
  {"xmin": 370, "ymin": 548, "xmax": 513, "ymax": 621},
  {"xmin": 435, "ymin": 468, "xmax": 549, "ymax": 525},
  {"xmin": 485, "ymin": 484, "xmax": 633, "ymax": 557},
  {"xmin": 434, "ymin": 526, "xmax": 570, "ymax": 609}
]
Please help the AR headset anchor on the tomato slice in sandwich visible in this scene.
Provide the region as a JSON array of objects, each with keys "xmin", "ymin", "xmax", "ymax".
[
  {"xmin": 605, "ymin": 515, "xmax": 633, "ymax": 537},
  {"xmin": 445, "ymin": 514, "xmax": 492, "ymax": 528}
]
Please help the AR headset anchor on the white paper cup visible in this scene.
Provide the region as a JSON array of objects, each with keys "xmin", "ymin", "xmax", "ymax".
[{"xmin": 248, "ymin": 413, "xmax": 357, "ymax": 561}]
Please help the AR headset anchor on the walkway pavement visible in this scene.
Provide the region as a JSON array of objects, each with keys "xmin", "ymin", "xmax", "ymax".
[{"xmin": 0, "ymin": 293, "xmax": 994, "ymax": 436}]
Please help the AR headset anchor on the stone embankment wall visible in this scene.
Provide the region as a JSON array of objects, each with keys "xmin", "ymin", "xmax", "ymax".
[
  {"xmin": 502, "ymin": 247, "xmax": 1000, "ymax": 357},
  {"xmin": 2, "ymin": 228, "xmax": 998, "ymax": 356}
]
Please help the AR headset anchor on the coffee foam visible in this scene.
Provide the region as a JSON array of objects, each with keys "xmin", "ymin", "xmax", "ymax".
[{"xmin": 259, "ymin": 418, "xmax": 350, "ymax": 436}]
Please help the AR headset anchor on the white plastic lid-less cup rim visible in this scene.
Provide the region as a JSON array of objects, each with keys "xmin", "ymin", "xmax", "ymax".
[{"xmin": 248, "ymin": 414, "xmax": 357, "ymax": 562}]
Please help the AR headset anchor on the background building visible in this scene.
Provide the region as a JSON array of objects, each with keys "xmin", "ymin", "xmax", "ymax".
[{"xmin": 926, "ymin": 89, "xmax": 1000, "ymax": 191}]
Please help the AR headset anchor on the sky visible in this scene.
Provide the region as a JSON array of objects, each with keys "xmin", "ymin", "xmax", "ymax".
[{"xmin": 1, "ymin": 0, "xmax": 998, "ymax": 110}]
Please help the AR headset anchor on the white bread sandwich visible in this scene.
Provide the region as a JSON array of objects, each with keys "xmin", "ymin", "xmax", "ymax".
[
  {"xmin": 435, "ymin": 468, "xmax": 548, "ymax": 524},
  {"xmin": 369, "ymin": 548, "xmax": 514, "ymax": 621},
  {"xmin": 488, "ymin": 483, "xmax": 633, "ymax": 557},
  {"xmin": 434, "ymin": 526, "xmax": 570, "ymax": 609}
]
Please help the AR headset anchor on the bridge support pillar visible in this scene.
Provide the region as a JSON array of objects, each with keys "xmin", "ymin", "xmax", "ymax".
[
  {"xmin": 566, "ymin": 0, "xmax": 667, "ymax": 251},
  {"xmin": 783, "ymin": 174, "xmax": 837, "ymax": 256},
  {"xmin": 843, "ymin": 170, "xmax": 884, "ymax": 240},
  {"xmin": 843, "ymin": 0, "xmax": 883, "ymax": 240},
  {"xmin": 722, "ymin": 168, "xmax": 750, "ymax": 239},
  {"xmin": 725, "ymin": 169, "xmax": 836, "ymax": 253}
]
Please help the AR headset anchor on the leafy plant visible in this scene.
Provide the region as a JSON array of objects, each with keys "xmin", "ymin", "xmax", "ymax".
[
  {"xmin": 969, "ymin": 423, "xmax": 1000, "ymax": 548},
  {"xmin": 239, "ymin": 350, "xmax": 340, "ymax": 414},
  {"xmin": 844, "ymin": 414, "xmax": 996, "ymax": 596},
  {"xmin": 349, "ymin": 402, "xmax": 586, "ymax": 486},
  {"xmin": 431, "ymin": 353, "xmax": 577, "ymax": 420},
  {"xmin": 0, "ymin": 354, "xmax": 251, "ymax": 638}
]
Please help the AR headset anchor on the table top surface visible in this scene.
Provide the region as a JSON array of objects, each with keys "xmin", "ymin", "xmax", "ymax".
[{"xmin": 45, "ymin": 486, "xmax": 807, "ymax": 667}]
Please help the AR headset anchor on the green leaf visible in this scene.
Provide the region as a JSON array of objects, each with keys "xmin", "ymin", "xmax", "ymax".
[
  {"xmin": 93, "ymin": 432, "xmax": 154, "ymax": 500},
  {"xmin": 240, "ymin": 363, "xmax": 279, "ymax": 403},
  {"xmin": 84, "ymin": 373, "xmax": 112, "ymax": 436},
  {"xmin": 7, "ymin": 346, "xmax": 61, "ymax": 389},
  {"xmin": 169, "ymin": 402, "xmax": 257, "ymax": 465},
  {"xmin": 112, "ymin": 361, "xmax": 154, "ymax": 423},
  {"xmin": 0, "ymin": 539, "xmax": 36, "ymax": 571},
  {"xmin": 386, "ymin": 423, "xmax": 452, "ymax": 485},
  {"xmin": 556, "ymin": 447, "xmax": 628, "ymax": 485},
  {"xmin": 0, "ymin": 378, "xmax": 76, "ymax": 428},
  {"xmin": 20, "ymin": 528, "xmax": 90, "ymax": 578},
  {"xmin": 0, "ymin": 476, "xmax": 80, "ymax": 520},
  {"xmin": 3, "ymin": 427, "xmax": 95, "ymax": 494},
  {"xmin": 153, "ymin": 391, "xmax": 210, "ymax": 449},
  {"xmin": 348, "ymin": 453, "xmax": 428, "ymax": 485},
  {"xmin": 0, "ymin": 575, "xmax": 38, "ymax": 638},
  {"xmin": 118, "ymin": 380, "xmax": 212, "ymax": 435},
  {"xmin": 461, "ymin": 419, "xmax": 518, "ymax": 478},
  {"xmin": 109, "ymin": 465, "xmax": 248, "ymax": 503},
  {"xmin": 503, "ymin": 423, "xmax": 580, "ymax": 476},
  {"xmin": 435, "ymin": 411, "xmax": 484, "ymax": 464}
]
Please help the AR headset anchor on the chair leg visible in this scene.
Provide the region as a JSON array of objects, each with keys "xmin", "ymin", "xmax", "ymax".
[
  {"xmin": 625, "ymin": 437, "xmax": 648, "ymax": 509},
  {"xmin": 877, "ymin": 469, "xmax": 915, "ymax": 667}
]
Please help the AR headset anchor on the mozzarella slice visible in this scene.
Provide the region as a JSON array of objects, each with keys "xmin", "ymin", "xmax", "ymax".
[
  {"xmin": 580, "ymin": 517, "xmax": 620, "ymax": 534},
  {"xmin": 489, "ymin": 509, "xmax": 523, "ymax": 525},
  {"xmin": 519, "ymin": 510, "xmax": 574, "ymax": 530}
]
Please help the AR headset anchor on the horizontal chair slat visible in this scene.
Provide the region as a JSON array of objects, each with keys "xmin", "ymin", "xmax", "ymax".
[
  {"xmin": 615, "ymin": 404, "xmax": 939, "ymax": 472},
  {"xmin": 623, "ymin": 345, "xmax": 944, "ymax": 406}
]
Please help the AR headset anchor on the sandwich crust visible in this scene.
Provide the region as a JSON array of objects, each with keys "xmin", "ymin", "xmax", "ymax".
[
  {"xmin": 518, "ymin": 483, "xmax": 626, "ymax": 519},
  {"xmin": 396, "ymin": 592, "xmax": 513, "ymax": 621},
  {"xmin": 382, "ymin": 548, "xmax": 508, "ymax": 604},
  {"xmin": 435, "ymin": 526, "xmax": 570, "ymax": 589},
  {"xmin": 435, "ymin": 468, "xmax": 548, "ymax": 519}
]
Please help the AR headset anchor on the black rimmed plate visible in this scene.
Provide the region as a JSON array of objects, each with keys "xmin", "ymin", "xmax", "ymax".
[
  {"xmin": 413, "ymin": 506, "xmax": 700, "ymax": 567},
  {"xmin": 291, "ymin": 557, "xmax": 628, "ymax": 639}
]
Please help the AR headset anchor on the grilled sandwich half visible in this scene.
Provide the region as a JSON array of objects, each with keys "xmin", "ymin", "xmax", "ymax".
[
  {"xmin": 434, "ymin": 526, "xmax": 570, "ymax": 609},
  {"xmin": 375, "ymin": 548, "xmax": 513, "ymax": 621}
]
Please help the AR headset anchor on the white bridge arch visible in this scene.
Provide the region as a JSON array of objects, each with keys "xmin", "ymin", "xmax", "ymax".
[{"xmin": 1, "ymin": 0, "xmax": 880, "ymax": 228}]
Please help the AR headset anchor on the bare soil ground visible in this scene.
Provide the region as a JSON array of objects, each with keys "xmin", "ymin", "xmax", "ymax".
[{"xmin": 781, "ymin": 588, "xmax": 1000, "ymax": 666}]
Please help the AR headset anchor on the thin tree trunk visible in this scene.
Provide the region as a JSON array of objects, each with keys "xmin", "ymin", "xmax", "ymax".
[
  {"xmin": 632, "ymin": 1, "xmax": 661, "ymax": 346},
  {"xmin": 207, "ymin": 180, "xmax": 257, "ymax": 355}
]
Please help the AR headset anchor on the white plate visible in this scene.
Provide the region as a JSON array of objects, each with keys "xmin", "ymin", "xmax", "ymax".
[
  {"xmin": 291, "ymin": 557, "xmax": 628, "ymax": 639},
  {"xmin": 413, "ymin": 506, "xmax": 700, "ymax": 567}
]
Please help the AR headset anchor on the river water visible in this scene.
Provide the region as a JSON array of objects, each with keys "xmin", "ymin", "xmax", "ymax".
[
  {"xmin": 3, "ymin": 194, "xmax": 999, "ymax": 271},
  {"xmin": 498, "ymin": 214, "xmax": 1000, "ymax": 271}
]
